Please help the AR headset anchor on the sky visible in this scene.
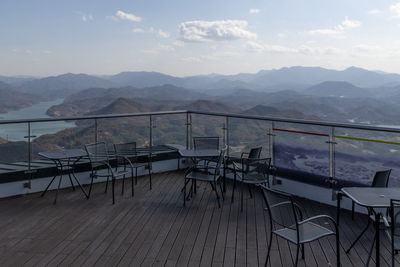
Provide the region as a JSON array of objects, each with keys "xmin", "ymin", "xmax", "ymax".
[{"xmin": 1, "ymin": 0, "xmax": 400, "ymax": 77}]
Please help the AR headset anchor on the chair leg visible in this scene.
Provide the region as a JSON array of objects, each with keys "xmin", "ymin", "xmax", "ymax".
[
  {"xmin": 351, "ymin": 201, "xmax": 355, "ymax": 220},
  {"xmin": 366, "ymin": 233, "xmax": 376, "ymax": 267},
  {"xmin": 68, "ymin": 173, "xmax": 75, "ymax": 191},
  {"xmin": 248, "ymin": 184, "xmax": 253, "ymax": 198},
  {"xmin": 88, "ymin": 175, "xmax": 94, "ymax": 199},
  {"xmin": 265, "ymin": 229, "xmax": 273, "ymax": 267},
  {"xmin": 214, "ymin": 181, "xmax": 221, "ymax": 208},
  {"xmin": 295, "ymin": 244, "xmax": 300, "ymax": 267},
  {"xmin": 183, "ymin": 178, "xmax": 186, "ymax": 207},
  {"xmin": 112, "ymin": 176, "xmax": 115, "ymax": 204},
  {"xmin": 241, "ymin": 182, "xmax": 244, "ymax": 212},
  {"xmin": 105, "ymin": 176, "xmax": 109, "ymax": 193},
  {"xmin": 231, "ymin": 172, "xmax": 236, "ymax": 203},
  {"xmin": 346, "ymin": 216, "xmax": 371, "ymax": 253},
  {"xmin": 149, "ymin": 163, "xmax": 152, "ymax": 190},
  {"xmin": 218, "ymin": 180, "xmax": 224, "ymax": 200},
  {"xmin": 302, "ymin": 244, "xmax": 305, "ymax": 259},
  {"xmin": 131, "ymin": 169, "xmax": 134, "ymax": 197},
  {"xmin": 135, "ymin": 168, "xmax": 138, "ymax": 184},
  {"xmin": 121, "ymin": 174, "xmax": 125, "ymax": 195},
  {"xmin": 336, "ymin": 229, "xmax": 340, "ymax": 267}
]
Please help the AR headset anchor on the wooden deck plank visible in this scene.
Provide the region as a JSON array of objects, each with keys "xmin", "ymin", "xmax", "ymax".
[{"xmin": 0, "ymin": 171, "xmax": 396, "ymax": 267}]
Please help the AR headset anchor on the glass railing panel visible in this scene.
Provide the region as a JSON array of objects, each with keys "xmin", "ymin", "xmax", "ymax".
[
  {"xmin": 273, "ymin": 122, "xmax": 330, "ymax": 186},
  {"xmin": 96, "ymin": 116, "xmax": 149, "ymax": 148},
  {"xmin": 334, "ymin": 128, "xmax": 400, "ymax": 187},
  {"xmin": 190, "ymin": 113, "xmax": 226, "ymax": 149},
  {"xmin": 32, "ymin": 119, "xmax": 95, "ymax": 151},
  {"xmin": 0, "ymin": 123, "xmax": 29, "ymax": 164},
  {"xmin": 228, "ymin": 117, "xmax": 272, "ymax": 158},
  {"xmin": 153, "ymin": 113, "xmax": 186, "ymax": 147}
]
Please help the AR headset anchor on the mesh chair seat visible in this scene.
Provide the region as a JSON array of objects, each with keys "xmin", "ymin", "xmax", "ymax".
[
  {"xmin": 92, "ymin": 168, "xmax": 129, "ymax": 178},
  {"xmin": 186, "ymin": 170, "xmax": 220, "ymax": 182},
  {"xmin": 114, "ymin": 142, "xmax": 152, "ymax": 194},
  {"xmin": 394, "ymin": 236, "xmax": 400, "ymax": 251},
  {"xmin": 274, "ymin": 221, "xmax": 335, "ymax": 244}
]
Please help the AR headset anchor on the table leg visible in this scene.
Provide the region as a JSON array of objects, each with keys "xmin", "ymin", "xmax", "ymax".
[
  {"xmin": 54, "ymin": 173, "xmax": 63, "ymax": 205},
  {"xmin": 375, "ymin": 212, "xmax": 380, "ymax": 267},
  {"xmin": 41, "ymin": 173, "xmax": 58, "ymax": 197}
]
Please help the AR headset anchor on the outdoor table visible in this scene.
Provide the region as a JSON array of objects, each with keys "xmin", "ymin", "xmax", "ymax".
[
  {"xmin": 337, "ymin": 187, "xmax": 400, "ymax": 266},
  {"xmin": 167, "ymin": 144, "xmax": 221, "ymax": 197},
  {"xmin": 39, "ymin": 149, "xmax": 89, "ymax": 204}
]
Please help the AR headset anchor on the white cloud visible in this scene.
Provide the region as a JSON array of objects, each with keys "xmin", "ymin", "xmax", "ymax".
[
  {"xmin": 298, "ymin": 45, "xmax": 342, "ymax": 55},
  {"xmin": 391, "ymin": 3, "xmax": 400, "ymax": 18},
  {"xmin": 114, "ymin": 10, "xmax": 142, "ymax": 22},
  {"xmin": 173, "ymin": 40, "xmax": 185, "ymax": 47},
  {"xmin": 245, "ymin": 41, "xmax": 341, "ymax": 55},
  {"xmin": 249, "ymin": 9, "xmax": 260, "ymax": 14},
  {"xmin": 245, "ymin": 41, "xmax": 297, "ymax": 53},
  {"xmin": 82, "ymin": 14, "xmax": 93, "ymax": 22},
  {"xmin": 306, "ymin": 17, "xmax": 361, "ymax": 36},
  {"xmin": 76, "ymin": 11, "xmax": 93, "ymax": 22},
  {"xmin": 179, "ymin": 20, "xmax": 257, "ymax": 42},
  {"xmin": 278, "ymin": 33, "xmax": 285, "ymax": 38},
  {"xmin": 367, "ymin": 9, "xmax": 381, "ymax": 15},
  {"xmin": 354, "ymin": 44, "xmax": 382, "ymax": 52},
  {"xmin": 158, "ymin": 45, "xmax": 175, "ymax": 52},
  {"xmin": 42, "ymin": 50, "xmax": 53, "ymax": 54},
  {"xmin": 158, "ymin": 29, "xmax": 170, "ymax": 38},
  {"xmin": 181, "ymin": 57, "xmax": 202, "ymax": 63},
  {"xmin": 132, "ymin": 28, "xmax": 145, "ymax": 33}
]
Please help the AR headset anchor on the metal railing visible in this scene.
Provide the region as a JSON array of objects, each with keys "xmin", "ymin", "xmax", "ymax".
[{"xmin": 1, "ymin": 109, "xmax": 400, "ymax": 191}]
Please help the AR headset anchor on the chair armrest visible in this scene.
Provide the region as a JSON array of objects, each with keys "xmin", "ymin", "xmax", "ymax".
[
  {"xmin": 241, "ymin": 152, "xmax": 249, "ymax": 158},
  {"xmin": 263, "ymin": 201, "xmax": 304, "ymax": 220},
  {"xmin": 298, "ymin": 214, "xmax": 337, "ymax": 229}
]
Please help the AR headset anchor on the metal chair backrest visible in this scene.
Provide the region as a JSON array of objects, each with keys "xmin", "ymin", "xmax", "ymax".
[
  {"xmin": 372, "ymin": 169, "xmax": 391, "ymax": 187},
  {"xmin": 391, "ymin": 199, "xmax": 400, "ymax": 246},
  {"xmin": 212, "ymin": 146, "xmax": 227, "ymax": 178},
  {"xmin": 85, "ymin": 142, "xmax": 109, "ymax": 169},
  {"xmin": 242, "ymin": 158, "xmax": 271, "ymax": 182},
  {"xmin": 193, "ymin": 136, "xmax": 219, "ymax": 150},
  {"xmin": 114, "ymin": 142, "xmax": 137, "ymax": 156},
  {"xmin": 262, "ymin": 187, "xmax": 298, "ymax": 230},
  {"xmin": 248, "ymin": 146, "xmax": 262, "ymax": 159}
]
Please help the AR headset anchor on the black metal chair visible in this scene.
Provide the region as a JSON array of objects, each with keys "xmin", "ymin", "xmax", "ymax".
[
  {"xmin": 184, "ymin": 146, "xmax": 226, "ymax": 208},
  {"xmin": 85, "ymin": 142, "xmax": 129, "ymax": 204},
  {"xmin": 113, "ymin": 142, "xmax": 152, "ymax": 194},
  {"xmin": 351, "ymin": 169, "xmax": 392, "ymax": 219},
  {"xmin": 262, "ymin": 187, "xmax": 340, "ymax": 267},
  {"xmin": 390, "ymin": 199, "xmax": 400, "ymax": 267},
  {"xmin": 230, "ymin": 157, "xmax": 271, "ymax": 211},
  {"xmin": 346, "ymin": 170, "xmax": 392, "ymax": 266},
  {"xmin": 192, "ymin": 136, "xmax": 220, "ymax": 166},
  {"xmin": 193, "ymin": 136, "xmax": 219, "ymax": 150}
]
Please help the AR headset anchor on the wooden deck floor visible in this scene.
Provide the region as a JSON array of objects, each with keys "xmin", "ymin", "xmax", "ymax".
[{"xmin": 0, "ymin": 171, "xmax": 398, "ymax": 266}]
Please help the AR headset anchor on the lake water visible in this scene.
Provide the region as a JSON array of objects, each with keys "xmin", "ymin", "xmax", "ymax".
[{"xmin": 0, "ymin": 99, "xmax": 76, "ymax": 141}]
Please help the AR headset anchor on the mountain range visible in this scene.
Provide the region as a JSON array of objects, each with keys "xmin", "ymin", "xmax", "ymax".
[{"xmin": 2, "ymin": 66, "xmax": 400, "ymax": 97}]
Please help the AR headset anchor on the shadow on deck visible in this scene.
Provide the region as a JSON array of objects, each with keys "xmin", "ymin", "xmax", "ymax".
[{"xmin": 0, "ymin": 171, "xmax": 397, "ymax": 266}]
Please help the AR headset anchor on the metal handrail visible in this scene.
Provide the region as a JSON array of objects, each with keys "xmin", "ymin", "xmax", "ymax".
[{"xmin": 0, "ymin": 109, "xmax": 400, "ymax": 134}]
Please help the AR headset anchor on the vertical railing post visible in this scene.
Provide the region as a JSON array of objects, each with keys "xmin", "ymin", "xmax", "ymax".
[
  {"xmin": 328, "ymin": 126, "xmax": 337, "ymax": 200},
  {"xmin": 268, "ymin": 121, "xmax": 277, "ymax": 186},
  {"xmin": 23, "ymin": 122, "xmax": 37, "ymax": 189},
  {"xmin": 149, "ymin": 115, "xmax": 153, "ymax": 148},
  {"xmin": 94, "ymin": 119, "xmax": 98, "ymax": 143},
  {"xmin": 186, "ymin": 112, "xmax": 190, "ymax": 149},
  {"xmin": 189, "ymin": 113, "xmax": 193, "ymax": 149},
  {"xmin": 225, "ymin": 116, "xmax": 230, "ymax": 156},
  {"xmin": 269, "ymin": 122, "xmax": 275, "ymax": 166}
]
